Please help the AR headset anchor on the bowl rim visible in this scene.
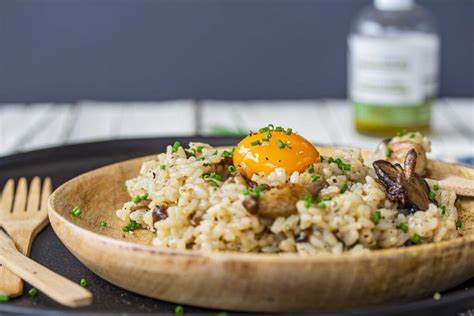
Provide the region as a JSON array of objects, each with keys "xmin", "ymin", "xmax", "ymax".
[{"xmin": 48, "ymin": 150, "xmax": 474, "ymax": 263}]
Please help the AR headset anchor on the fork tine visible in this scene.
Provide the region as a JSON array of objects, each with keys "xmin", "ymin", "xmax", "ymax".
[
  {"xmin": 0, "ymin": 179, "xmax": 15, "ymax": 214},
  {"xmin": 40, "ymin": 177, "xmax": 52, "ymax": 213},
  {"xmin": 12, "ymin": 178, "xmax": 28, "ymax": 213},
  {"xmin": 27, "ymin": 177, "xmax": 41, "ymax": 212}
]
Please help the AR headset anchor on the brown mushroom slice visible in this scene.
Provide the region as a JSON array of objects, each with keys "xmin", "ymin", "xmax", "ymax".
[
  {"xmin": 152, "ymin": 205, "xmax": 168, "ymax": 223},
  {"xmin": 373, "ymin": 149, "xmax": 431, "ymax": 212},
  {"xmin": 130, "ymin": 200, "xmax": 151, "ymax": 211},
  {"xmin": 306, "ymin": 178, "xmax": 328, "ymax": 197},
  {"xmin": 258, "ymin": 184, "xmax": 308, "ymax": 219}
]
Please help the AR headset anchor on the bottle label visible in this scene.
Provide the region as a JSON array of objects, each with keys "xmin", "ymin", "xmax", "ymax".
[{"xmin": 349, "ymin": 33, "xmax": 439, "ymax": 106}]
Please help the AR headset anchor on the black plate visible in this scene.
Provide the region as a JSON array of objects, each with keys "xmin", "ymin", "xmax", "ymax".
[{"xmin": 0, "ymin": 137, "xmax": 472, "ymax": 316}]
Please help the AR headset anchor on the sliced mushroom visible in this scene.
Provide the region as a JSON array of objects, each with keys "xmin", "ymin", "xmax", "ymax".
[
  {"xmin": 306, "ymin": 178, "xmax": 328, "ymax": 197},
  {"xmin": 380, "ymin": 139, "xmax": 428, "ymax": 176},
  {"xmin": 130, "ymin": 200, "xmax": 151, "ymax": 211},
  {"xmin": 373, "ymin": 149, "xmax": 431, "ymax": 212},
  {"xmin": 257, "ymin": 184, "xmax": 309, "ymax": 219},
  {"xmin": 295, "ymin": 228, "xmax": 312, "ymax": 243},
  {"xmin": 152, "ymin": 205, "xmax": 168, "ymax": 223}
]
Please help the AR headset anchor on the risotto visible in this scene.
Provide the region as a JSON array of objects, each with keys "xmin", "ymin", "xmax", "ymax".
[{"xmin": 116, "ymin": 128, "xmax": 461, "ymax": 255}]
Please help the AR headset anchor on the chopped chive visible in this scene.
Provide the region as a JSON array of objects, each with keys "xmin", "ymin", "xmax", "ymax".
[
  {"xmin": 217, "ymin": 312, "xmax": 228, "ymax": 316},
  {"xmin": 261, "ymin": 138, "xmax": 269, "ymax": 142},
  {"xmin": 0, "ymin": 294, "xmax": 9, "ymax": 302},
  {"xmin": 100, "ymin": 221, "xmax": 108, "ymax": 228},
  {"xmin": 372, "ymin": 211, "xmax": 381, "ymax": 225},
  {"xmin": 322, "ymin": 196, "xmax": 332, "ymax": 201},
  {"xmin": 441, "ymin": 205, "xmax": 447, "ymax": 215},
  {"xmin": 456, "ymin": 219, "xmax": 462, "ymax": 230},
  {"xmin": 267, "ymin": 124, "xmax": 274, "ymax": 130},
  {"xmin": 132, "ymin": 195, "xmax": 142, "ymax": 204},
  {"xmin": 276, "ymin": 140, "xmax": 285, "ymax": 149},
  {"xmin": 227, "ymin": 165, "xmax": 236, "ymax": 173},
  {"xmin": 141, "ymin": 192, "xmax": 149, "ymax": 200},
  {"xmin": 433, "ymin": 184, "xmax": 440, "ymax": 191},
  {"xmin": 311, "ymin": 175, "xmax": 321, "ymax": 182},
  {"xmin": 317, "ymin": 201, "xmax": 326, "ymax": 208},
  {"xmin": 175, "ymin": 305, "xmax": 184, "ymax": 315},
  {"xmin": 428, "ymin": 191, "xmax": 437, "ymax": 202},
  {"xmin": 327, "ymin": 157, "xmax": 335, "ymax": 164},
  {"xmin": 409, "ymin": 133, "xmax": 416, "ymax": 139},
  {"xmin": 303, "ymin": 196, "xmax": 312, "ymax": 208},
  {"xmin": 122, "ymin": 220, "xmax": 139, "ymax": 232},
  {"xmin": 265, "ymin": 131, "xmax": 272, "ymax": 140},
  {"xmin": 160, "ymin": 165, "xmax": 166, "ymax": 170},
  {"xmin": 398, "ymin": 223, "xmax": 408, "ymax": 233},
  {"xmin": 252, "ymin": 185, "xmax": 265, "ymax": 198},
  {"xmin": 410, "ymin": 233, "xmax": 421, "ymax": 244},
  {"xmin": 209, "ymin": 181, "xmax": 218, "ymax": 187},
  {"xmin": 196, "ymin": 146, "xmax": 204, "ymax": 153},
  {"xmin": 242, "ymin": 188, "xmax": 250, "ymax": 196},
  {"xmin": 71, "ymin": 207, "xmax": 82, "ymax": 217},
  {"xmin": 259, "ymin": 127, "xmax": 269, "ymax": 133},
  {"xmin": 286, "ymin": 128, "xmax": 292, "ymax": 135},
  {"xmin": 340, "ymin": 182, "xmax": 349, "ymax": 193},
  {"xmin": 80, "ymin": 278, "xmax": 87, "ymax": 287},
  {"xmin": 275, "ymin": 126, "xmax": 283, "ymax": 132},
  {"xmin": 250, "ymin": 140, "xmax": 260, "ymax": 146},
  {"xmin": 28, "ymin": 287, "xmax": 38, "ymax": 297},
  {"xmin": 223, "ymin": 148, "xmax": 234, "ymax": 158},
  {"xmin": 320, "ymin": 156, "xmax": 325, "ymax": 162},
  {"xmin": 385, "ymin": 147, "xmax": 392, "ymax": 158},
  {"xmin": 172, "ymin": 141, "xmax": 181, "ymax": 153},
  {"xmin": 308, "ymin": 164, "xmax": 315, "ymax": 174}
]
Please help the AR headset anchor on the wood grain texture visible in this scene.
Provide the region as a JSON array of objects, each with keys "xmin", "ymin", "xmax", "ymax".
[
  {"xmin": 47, "ymin": 147, "xmax": 474, "ymax": 312},
  {"xmin": 0, "ymin": 231, "xmax": 92, "ymax": 307},
  {"xmin": 0, "ymin": 177, "xmax": 51, "ymax": 297}
]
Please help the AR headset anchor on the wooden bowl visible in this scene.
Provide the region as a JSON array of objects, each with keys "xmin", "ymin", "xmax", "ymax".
[{"xmin": 48, "ymin": 147, "xmax": 474, "ymax": 312}]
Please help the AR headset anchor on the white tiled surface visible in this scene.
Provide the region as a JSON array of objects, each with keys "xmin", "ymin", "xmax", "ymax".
[{"xmin": 0, "ymin": 99, "xmax": 472, "ymax": 160}]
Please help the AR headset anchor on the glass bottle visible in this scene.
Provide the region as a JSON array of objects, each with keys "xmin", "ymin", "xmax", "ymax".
[{"xmin": 348, "ymin": 0, "xmax": 439, "ymax": 136}]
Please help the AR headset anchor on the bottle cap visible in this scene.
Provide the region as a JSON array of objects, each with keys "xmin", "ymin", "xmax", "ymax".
[{"xmin": 374, "ymin": 0, "xmax": 414, "ymax": 10}]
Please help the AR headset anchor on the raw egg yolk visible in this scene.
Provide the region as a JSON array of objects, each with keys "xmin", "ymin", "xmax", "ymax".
[{"xmin": 233, "ymin": 130, "xmax": 320, "ymax": 178}]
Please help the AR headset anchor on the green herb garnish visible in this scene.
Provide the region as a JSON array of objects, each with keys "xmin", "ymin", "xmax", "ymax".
[
  {"xmin": 311, "ymin": 175, "xmax": 321, "ymax": 182},
  {"xmin": 227, "ymin": 165, "xmax": 236, "ymax": 173},
  {"xmin": 172, "ymin": 141, "xmax": 181, "ymax": 153},
  {"xmin": 441, "ymin": 205, "xmax": 446, "ymax": 215},
  {"xmin": 71, "ymin": 207, "xmax": 82, "ymax": 217},
  {"xmin": 160, "ymin": 165, "xmax": 166, "ymax": 170},
  {"xmin": 175, "ymin": 305, "xmax": 184, "ymax": 315},
  {"xmin": 100, "ymin": 221, "xmax": 108, "ymax": 228},
  {"xmin": 317, "ymin": 201, "xmax": 326, "ymax": 209},
  {"xmin": 28, "ymin": 288, "xmax": 38, "ymax": 297},
  {"xmin": 372, "ymin": 211, "xmax": 381, "ymax": 225},
  {"xmin": 385, "ymin": 147, "xmax": 392, "ymax": 158},
  {"xmin": 286, "ymin": 128, "xmax": 293, "ymax": 135},
  {"xmin": 80, "ymin": 278, "xmax": 87, "ymax": 287},
  {"xmin": 0, "ymin": 294, "xmax": 9, "ymax": 302},
  {"xmin": 276, "ymin": 140, "xmax": 285, "ymax": 149},
  {"xmin": 122, "ymin": 220, "xmax": 140, "ymax": 232},
  {"xmin": 250, "ymin": 140, "xmax": 261, "ymax": 146},
  {"xmin": 398, "ymin": 223, "xmax": 408, "ymax": 233},
  {"xmin": 340, "ymin": 182, "xmax": 348, "ymax": 194},
  {"xmin": 410, "ymin": 233, "xmax": 421, "ymax": 244},
  {"xmin": 209, "ymin": 181, "xmax": 218, "ymax": 187},
  {"xmin": 303, "ymin": 196, "xmax": 312, "ymax": 208},
  {"xmin": 433, "ymin": 184, "xmax": 440, "ymax": 191},
  {"xmin": 242, "ymin": 188, "xmax": 250, "ymax": 196},
  {"xmin": 428, "ymin": 191, "xmax": 436, "ymax": 202},
  {"xmin": 308, "ymin": 164, "xmax": 315, "ymax": 174}
]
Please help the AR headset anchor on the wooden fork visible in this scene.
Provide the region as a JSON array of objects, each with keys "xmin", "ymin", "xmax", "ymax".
[{"xmin": 0, "ymin": 177, "xmax": 51, "ymax": 296}]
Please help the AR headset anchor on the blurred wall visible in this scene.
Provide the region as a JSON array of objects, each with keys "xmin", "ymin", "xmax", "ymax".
[{"xmin": 0, "ymin": 0, "xmax": 472, "ymax": 103}]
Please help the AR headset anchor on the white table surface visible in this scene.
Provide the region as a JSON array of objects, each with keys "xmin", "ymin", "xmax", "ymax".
[{"xmin": 0, "ymin": 99, "xmax": 472, "ymax": 162}]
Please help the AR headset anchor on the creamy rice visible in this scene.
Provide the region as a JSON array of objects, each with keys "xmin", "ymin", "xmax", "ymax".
[{"xmin": 116, "ymin": 138, "xmax": 460, "ymax": 255}]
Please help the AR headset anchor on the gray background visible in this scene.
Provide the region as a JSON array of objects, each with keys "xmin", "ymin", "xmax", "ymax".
[{"xmin": 0, "ymin": 0, "xmax": 472, "ymax": 103}]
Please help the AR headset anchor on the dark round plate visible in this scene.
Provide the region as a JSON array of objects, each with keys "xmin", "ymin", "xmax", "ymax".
[{"xmin": 0, "ymin": 137, "xmax": 472, "ymax": 316}]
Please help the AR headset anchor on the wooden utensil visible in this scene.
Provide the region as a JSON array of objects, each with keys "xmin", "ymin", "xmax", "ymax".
[
  {"xmin": 0, "ymin": 230, "xmax": 92, "ymax": 307},
  {"xmin": 0, "ymin": 177, "xmax": 51, "ymax": 296},
  {"xmin": 47, "ymin": 148, "xmax": 474, "ymax": 312}
]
